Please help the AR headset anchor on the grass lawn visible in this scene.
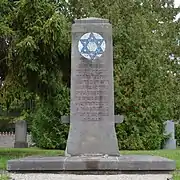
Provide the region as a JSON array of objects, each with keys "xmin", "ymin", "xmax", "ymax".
[
  {"xmin": 0, "ymin": 174, "xmax": 10, "ymax": 180},
  {"xmin": 0, "ymin": 148, "xmax": 64, "ymax": 170},
  {"xmin": 0, "ymin": 148, "xmax": 180, "ymax": 179},
  {"xmin": 174, "ymin": 173, "xmax": 180, "ymax": 180},
  {"xmin": 121, "ymin": 149, "xmax": 180, "ymax": 169}
]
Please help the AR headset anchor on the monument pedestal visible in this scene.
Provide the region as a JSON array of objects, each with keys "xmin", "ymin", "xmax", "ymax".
[
  {"xmin": 14, "ymin": 142, "xmax": 28, "ymax": 148},
  {"xmin": 7, "ymin": 155, "xmax": 175, "ymax": 173}
]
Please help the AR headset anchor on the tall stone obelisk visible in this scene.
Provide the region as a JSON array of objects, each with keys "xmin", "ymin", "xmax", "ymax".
[{"xmin": 66, "ymin": 17, "xmax": 119, "ymax": 156}]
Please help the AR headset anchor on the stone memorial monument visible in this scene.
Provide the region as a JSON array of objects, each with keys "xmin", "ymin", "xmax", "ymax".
[{"xmin": 7, "ymin": 18, "xmax": 175, "ymax": 174}]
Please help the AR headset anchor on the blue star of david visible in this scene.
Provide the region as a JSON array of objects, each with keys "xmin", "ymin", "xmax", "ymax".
[{"xmin": 80, "ymin": 33, "xmax": 104, "ymax": 60}]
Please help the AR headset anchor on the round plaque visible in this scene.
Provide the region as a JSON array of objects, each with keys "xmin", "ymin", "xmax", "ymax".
[{"xmin": 78, "ymin": 32, "xmax": 106, "ymax": 60}]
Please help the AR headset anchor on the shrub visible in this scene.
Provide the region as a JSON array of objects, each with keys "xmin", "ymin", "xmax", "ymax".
[
  {"xmin": 116, "ymin": 115, "xmax": 166, "ymax": 150},
  {"xmin": 175, "ymin": 123, "xmax": 180, "ymax": 147},
  {"xmin": 31, "ymin": 85, "xmax": 70, "ymax": 150}
]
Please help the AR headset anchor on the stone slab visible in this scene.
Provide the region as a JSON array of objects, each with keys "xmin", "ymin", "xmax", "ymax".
[
  {"xmin": 7, "ymin": 155, "xmax": 175, "ymax": 173},
  {"xmin": 14, "ymin": 142, "xmax": 28, "ymax": 148},
  {"xmin": 74, "ymin": 17, "xmax": 109, "ymax": 24}
]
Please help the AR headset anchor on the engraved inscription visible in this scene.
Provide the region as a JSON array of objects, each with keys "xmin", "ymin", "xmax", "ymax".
[{"xmin": 74, "ymin": 61, "xmax": 110, "ymax": 121}]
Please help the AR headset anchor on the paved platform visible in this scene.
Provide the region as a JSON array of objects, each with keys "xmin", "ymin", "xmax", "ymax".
[
  {"xmin": 7, "ymin": 155, "xmax": 175, "ymax": 173},
  {"xmin": 8, "ymin": 173, "xmax": 173, "ymax": 180}
]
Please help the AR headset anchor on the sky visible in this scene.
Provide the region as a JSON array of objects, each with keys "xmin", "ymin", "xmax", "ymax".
[
  {"xmin": 174, "ymin": 0, "xmax": 180, "ymax": 7},
  {"xmin": 174, "ymin": 0, "xmax": 180, "ymax": 21}
]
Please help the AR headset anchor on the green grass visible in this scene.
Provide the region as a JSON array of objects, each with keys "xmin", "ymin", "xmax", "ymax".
[
  {"xmin": 173, "ymin": 172, "xmax": 180, "ymax": 180},
  {"xmin": 0, "ymin": 174, "xmax": 10, "ymax": 180},
  {"xmin": 121, "ymin": 149, "xmax": 180, "ymax": 170},
  {"xmin": 0, "ymin": 148, "xmax": 63, "ymax": 170},
  {"xmin": 0, "ymin": 148, "xmax": 180, "ymax": 179}
]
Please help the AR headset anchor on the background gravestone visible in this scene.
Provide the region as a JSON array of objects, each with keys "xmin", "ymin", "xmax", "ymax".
[
  {"xmin": 66, "ymin": 18, "xmax": 119, "ymax": 156},
  {"xmin": 163, "ymin": 120, "xmax": 176, "ymax": 150},
  {"xmin": 14, "ymin": 120, "xmax": 28, "ymax": 148}
]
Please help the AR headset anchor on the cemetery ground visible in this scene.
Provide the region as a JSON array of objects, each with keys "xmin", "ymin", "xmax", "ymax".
[{"xmin": 0, "ymin": 148, "xmax": 180, "ymax": 179}]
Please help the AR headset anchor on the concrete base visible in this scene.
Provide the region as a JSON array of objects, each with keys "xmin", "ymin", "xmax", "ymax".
[
  {"xmin": 7, "ymin": 155, "xmax": 175, "ymax": 173},
  {"xmin": 14, "ymin": 142, "xmax": 28, "ymax": 148},
  {"xmin": 8, "ymin": 173, "xmax": 173, "ymax": 180},
  {"xmin": 163, "ymin": 139, "xmax": 177, "ymax": 150}
]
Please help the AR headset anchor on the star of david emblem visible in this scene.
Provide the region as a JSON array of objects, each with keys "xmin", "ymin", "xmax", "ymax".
[{"xmin": 78, "ymin": 32, "xmax": 106, "ymax": 60}]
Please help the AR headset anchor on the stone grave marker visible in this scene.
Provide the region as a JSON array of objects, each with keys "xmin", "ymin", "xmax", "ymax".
[
  {"xmin": 14, "ymin": 120, "xmax": 28, "ymax": 148},
  {"xmin": 163, "ymin": 120, "xmax": 176, "ymax": 149}
]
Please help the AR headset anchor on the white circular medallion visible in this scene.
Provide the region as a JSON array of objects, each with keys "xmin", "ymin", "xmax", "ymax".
[{"xmin": 78, "ymin": 32, "xmax": 106, "ymax": 60}]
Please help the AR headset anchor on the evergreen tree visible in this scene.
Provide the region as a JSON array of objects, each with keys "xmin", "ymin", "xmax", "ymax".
[
  {"xmin": 0, "ymin": 0, "xmax": 179, "ymax": 149},
  {"xmin": 66, "ymin": 0, "xmax": 180, "ymax": 149}
]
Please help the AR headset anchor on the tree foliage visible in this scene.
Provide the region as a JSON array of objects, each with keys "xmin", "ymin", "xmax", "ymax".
[
  {"xmin": 0, "ymin": 0, "xmax": 13, "ymax": 83},
  {"xmin": 31, "ymin": 84, "xmax": 70, "ymax": 149}
]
